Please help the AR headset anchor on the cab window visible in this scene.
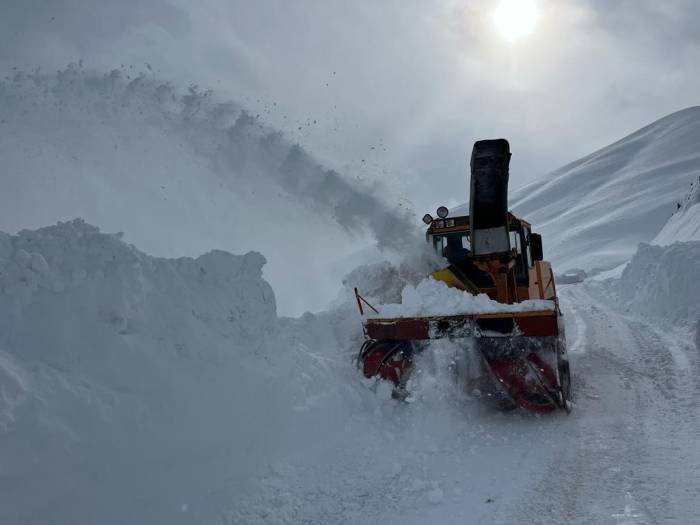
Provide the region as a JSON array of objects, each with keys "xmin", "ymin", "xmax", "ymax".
[
  {"xmin": 509, "ymin": 231, "xmax": 522, "ymax": 254},
  {"xmin": 524, "ymin": 227, "xmax": 533, "ymax": 267},
  {"xmin": 432, "ymin": 235, "xmax": 447, "ymax": 255}
]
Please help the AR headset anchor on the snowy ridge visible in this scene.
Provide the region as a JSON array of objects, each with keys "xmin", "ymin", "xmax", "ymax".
[{"xmin": 507, "ymin": 106, "xmax": 700, "ymax": 272}]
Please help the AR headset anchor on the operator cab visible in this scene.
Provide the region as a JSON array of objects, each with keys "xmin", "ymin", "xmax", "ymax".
[{"xmin": 424, "ymin": 208, "xmax": 543, "ymax": 287}]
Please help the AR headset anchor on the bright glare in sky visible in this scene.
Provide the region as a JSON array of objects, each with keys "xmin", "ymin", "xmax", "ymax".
[{"xmin": 493, "ymin": 0, "xmax": 539, "ymax": 42}]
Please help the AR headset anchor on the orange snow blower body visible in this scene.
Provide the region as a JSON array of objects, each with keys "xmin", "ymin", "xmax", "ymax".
[{"xmin": 356, "ymin": 139, "xmax": 572, "ymax": 412}]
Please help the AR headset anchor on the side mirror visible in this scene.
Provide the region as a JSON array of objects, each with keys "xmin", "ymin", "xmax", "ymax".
[{"xmin": 530, "ymin": 233, "xmax": 543, "ymax": 261}]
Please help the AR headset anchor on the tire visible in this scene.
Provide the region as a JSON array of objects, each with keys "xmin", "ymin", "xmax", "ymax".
[{"xmin": 558, "ymin": 357, "xmax": 572, "ymax": 413}]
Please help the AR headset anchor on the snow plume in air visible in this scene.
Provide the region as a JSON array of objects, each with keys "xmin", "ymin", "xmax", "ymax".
[
  {"xmin": 221, "ymin": 110, "xmax": 412, "ymax": 250},
  {"xmin": 0, "ymin": 64, "xmax": 415, "ymax": 314}
]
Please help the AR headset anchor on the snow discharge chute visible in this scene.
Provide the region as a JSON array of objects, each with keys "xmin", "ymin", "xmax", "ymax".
[{"xmin": 469, "ymin": 138, "xmax": 511, "ymax": 256}]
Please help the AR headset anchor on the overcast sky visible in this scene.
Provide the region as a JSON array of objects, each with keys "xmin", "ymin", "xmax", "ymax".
[{"xmin": 2, "ymin": 0, "xmax": 699, "ymax": 213}]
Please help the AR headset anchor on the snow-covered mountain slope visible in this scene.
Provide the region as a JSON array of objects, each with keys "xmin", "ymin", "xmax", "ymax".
[
  {"xmin": 653, "ymin": 175, "xmax": 700, "ymax": 244},
  {"xmin": 508, "ymin": 106, "xmax": 700, "ymax": 272},
  {"xmin": 0, "ymin": 65, "xmax": 413, "ymax": 315}
]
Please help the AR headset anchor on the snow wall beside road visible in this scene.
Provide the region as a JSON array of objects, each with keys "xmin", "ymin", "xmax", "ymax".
[
  {"xmin": 616, "ymin": 241, "xmax": 700, "ymax": 327},
  {"xmin": 0, "ymin": 219, "xmax": 342, "ymax": 525}
]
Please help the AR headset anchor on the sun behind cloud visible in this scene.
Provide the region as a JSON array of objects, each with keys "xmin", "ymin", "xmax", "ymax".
[{"xmin": 493, "ymin": 0, "xmax": 540, "ymax": 42}]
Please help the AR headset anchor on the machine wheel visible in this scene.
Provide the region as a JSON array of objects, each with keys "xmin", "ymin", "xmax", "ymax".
[{"xmin": 557, "ymin": 358, "xmax": 572, "ymax": 413}]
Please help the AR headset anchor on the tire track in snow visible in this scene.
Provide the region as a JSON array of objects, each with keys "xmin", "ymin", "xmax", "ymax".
[
  {"xmin": 509, "ymin": 284, "xmax": 699, "ymax": 524},
  {"xmin": 506, "ymin": 284, "xmax": 654, "ymax": 524}
]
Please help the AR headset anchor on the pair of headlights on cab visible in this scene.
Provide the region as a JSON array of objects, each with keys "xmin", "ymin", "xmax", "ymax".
[{"xmin": 422, "ymin": 206, "xmax": 449, "ymax": 225}]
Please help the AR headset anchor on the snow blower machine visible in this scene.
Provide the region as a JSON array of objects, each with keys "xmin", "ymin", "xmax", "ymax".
[{"xmin": 356, "ymin": 139, "xmax": 572, "ymax": 413}]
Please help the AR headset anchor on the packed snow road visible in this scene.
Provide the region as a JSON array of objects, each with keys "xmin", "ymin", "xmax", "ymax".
[
  {"xmin": 229, "ymin": 284, "xmax": 699, "ymax": 525},
  {"xmin": 384, "ymin": 284, "xmax": 700, "ymax": 525},
  {"xmin": 518, "ymin": 284, "xmax": 700, "ymax": 525}
]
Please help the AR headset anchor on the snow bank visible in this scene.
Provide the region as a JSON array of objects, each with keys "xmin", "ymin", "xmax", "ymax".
[
  {"xmin": 0, "ymin": 220, "xmax": 295, "ymax": 525},
  {"xmin": 615, "ymin": 241, "xmax": 700, "ymax": 324},
  {"xmin": 0, "ymin": 219, "xmax": 276, "ymax": 340},
  {"xmin": 372, "ymin": 278, "xmax": 554, "ymax": 318}
]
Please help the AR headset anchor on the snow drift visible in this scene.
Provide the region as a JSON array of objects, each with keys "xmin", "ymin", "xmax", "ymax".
[
  {"xmin": 508, "ymin": 107, "xmax": 700, "ymax": 272},
  {"xmin": 609, "ymin": 169, "xmax": 700, "ymax": 331},
  {"xmin": 0, "ymin": 65, "xmax": 414, "ymax": 315}
]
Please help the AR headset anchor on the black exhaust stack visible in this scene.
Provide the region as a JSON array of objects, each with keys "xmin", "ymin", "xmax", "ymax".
[{"xmin": 469, "ymin": 139, "xmax": 512, "ymax": 256}]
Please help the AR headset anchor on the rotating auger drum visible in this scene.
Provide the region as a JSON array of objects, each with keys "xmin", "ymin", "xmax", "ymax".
[{"xmin": 356, "ymin": 306, "xmax": 572, "ymax": 413}]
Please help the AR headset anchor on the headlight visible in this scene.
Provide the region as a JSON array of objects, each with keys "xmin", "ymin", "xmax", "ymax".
[
  {"xmin": 445, "ymin": 219, "xmax": 455, "ymax": 227},
  {"xmin": 422, "ymin": 214, "xmax": 433, "ymax": 225},
  {"xmin": 437, "ymin": 206, "xmax": 449, "ymax": 219},
  {"xmin": 434, "ymin": 220, "xmax": 445, "ymax": 229}
]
